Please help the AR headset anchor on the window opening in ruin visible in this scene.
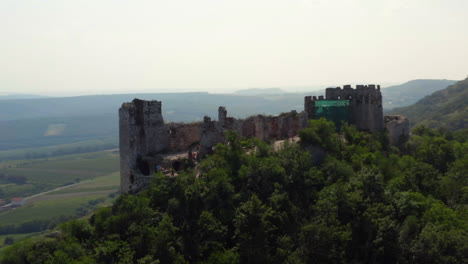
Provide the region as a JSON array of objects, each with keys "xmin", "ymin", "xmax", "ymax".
[
  {"xmin": 172, "ymin": 160, "xmax": 182, "ymax": 171},
  {"xmin": 130, "ymin": 174, "xmax": 135, "ymax": 184},
  {"xmin": 137, "ymin": 157, "xmax": 151, "ymax": 176}
]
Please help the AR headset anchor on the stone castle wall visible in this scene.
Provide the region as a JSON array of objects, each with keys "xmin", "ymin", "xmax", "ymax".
[
  {"xmin": 167, "ymin": 122, "xmax": 201, "ymax": 152},
  {"xmin": 120, "ymin": 85, "xmax": 407, "ymax": 194},
  {"xmin": 199, "ymin": 108, "xmax": 306, "ymax": 157}
]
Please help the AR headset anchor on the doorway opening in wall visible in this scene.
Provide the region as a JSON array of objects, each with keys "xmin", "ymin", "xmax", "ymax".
[{"xmin": 172, "ymin": 161, "xmax": 182, "ymax": 171}]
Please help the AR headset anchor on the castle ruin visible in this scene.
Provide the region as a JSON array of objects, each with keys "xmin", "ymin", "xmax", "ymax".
[
  {"xmin": 305, "ymin": 85, "xmax": 384, "ymax": 131},
  {"xmin": 119, "ymin": 85, "xmax": 409, "ymax": 193}
]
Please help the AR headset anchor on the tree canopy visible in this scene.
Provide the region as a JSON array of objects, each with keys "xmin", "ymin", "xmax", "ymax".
[{"xmin": 2, "ymin": 119, "xmax": 467, "ymax": 264}]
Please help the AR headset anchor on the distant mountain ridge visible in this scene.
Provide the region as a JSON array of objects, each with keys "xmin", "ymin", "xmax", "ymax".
[
  {"xmin": 0, "ymin": 92, "xmax": 291, "ymax": 122},
  {"xmin": 0, "ymin": 78, "xmax": 461, "ymax": 153},
  {"xmin": 382, "ymin": 79, "xmax": 457, "ymax": 109},
  {"xmin": 0, "ymin": 94, "xmax": 50, "ymax": 100},
  {"xmin": 233, "ymin": 88, "xmax": 286, "ymax": 95},
  {"xmin": 390, "ymin": 77, "xmax": 467, "ymax": 130},
  {"xmin": 0, "ymin": 92, "xmax": 301, "ymax": 152}
]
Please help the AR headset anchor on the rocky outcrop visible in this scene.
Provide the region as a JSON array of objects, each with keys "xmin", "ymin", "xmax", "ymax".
[{"xmin": 384, "ymin": 115, "xmax": 410, "ymax": 145}]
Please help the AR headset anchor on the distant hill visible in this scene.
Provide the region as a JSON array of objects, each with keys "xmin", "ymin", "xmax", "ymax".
[
  {"xmin": 1, "ymin": 79, "xmax": 462, "ymax": 154},
  {"xmin": 233, "ymin": 88, "xmax": 286, "ymax": 95},
  {"xmin": 0, "ymin": 92, "xmax": 307, "ymax": 152},
  {"xmin": 0, "ymin": 92, "xmax": 300, "ymax": 122},
  {"xmin": 389, "ymin": 77, "xmax": 467, "ymax": 130},
  {"xmin": 382, "ymin": 79, "xmax": 457, "ymax": 109},
  {"xmin": 0, "ymin": 94, "xmax": 49, "ymax": 100}
]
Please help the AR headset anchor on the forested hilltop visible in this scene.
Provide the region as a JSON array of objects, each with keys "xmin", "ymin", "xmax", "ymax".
[
  {"xmin": 2, "ymin": 120, "xmax": 467, "ymax": 264},
  {"xmin": 389, "ymin": 77, "xmax": 468, "ymax": 130}
]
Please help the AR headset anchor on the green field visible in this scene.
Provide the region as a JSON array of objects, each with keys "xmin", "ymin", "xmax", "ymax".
[
  {"xmin": 0, "ymin": 150, "xmax": 119, "ymax": 199},
  {"xmin": 0, "ymin": 137, "xmax": 118, "ymax": 161},
  {"xmin": 46, "ymin": 172, "xmax": 120, "ymax": 195},
  {"xmin": 0, "ymin": 195, "xmax": 107, "ymax": 225},
  {"xmin": 0, "ymin": 185, "xmax": 119, "ymax": 250},
  {"xmin": 0, "ymin": 150, "xmax": 121, "ymax": 249}
]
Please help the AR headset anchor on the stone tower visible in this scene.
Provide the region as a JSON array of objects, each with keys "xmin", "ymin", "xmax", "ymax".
[
  {"xmin": 119, "ymin": 99, "xmax": 168, "ymax": 193},
  {"xmin": 324, "ymin": 84, "xmax": 383, "ymax": 131}
]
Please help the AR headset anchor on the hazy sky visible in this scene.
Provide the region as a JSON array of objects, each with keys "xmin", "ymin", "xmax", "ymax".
[{"xmin": 1, "ymin": 0, "xmax": 467, "ymax": 96}]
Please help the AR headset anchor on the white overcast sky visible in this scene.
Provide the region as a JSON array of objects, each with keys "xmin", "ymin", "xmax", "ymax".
[{"xmin": 1, "ymin": 0, "xmax": 467, "ymax": 96}]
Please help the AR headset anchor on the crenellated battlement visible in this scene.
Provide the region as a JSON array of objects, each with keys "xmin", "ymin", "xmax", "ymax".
[{"xmin": 325, "ymin": 85, "xmax": 381, "ymax": 101}]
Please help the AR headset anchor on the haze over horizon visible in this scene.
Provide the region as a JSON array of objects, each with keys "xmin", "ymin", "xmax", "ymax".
[{"xmin": 1, "ymin": 0, "xmax": 467, "ymax": 96}]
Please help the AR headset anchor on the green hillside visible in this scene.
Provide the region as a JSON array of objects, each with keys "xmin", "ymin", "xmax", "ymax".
[
  {"xmin": 382, "ymin": 79, "xmax": 457, "ymax": 109},
  {"xmin": 390, "ymin": 77, "xmax": 468, "ymax": 130}
]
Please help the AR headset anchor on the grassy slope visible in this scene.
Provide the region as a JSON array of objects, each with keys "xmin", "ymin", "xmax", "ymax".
[
  {"xmin": 0, "ymin": 151, "xmax": 119, "ymax": 199},
  {"xmin": 389, "ymin": 77, "xmax": 468, "ymax": 130}
]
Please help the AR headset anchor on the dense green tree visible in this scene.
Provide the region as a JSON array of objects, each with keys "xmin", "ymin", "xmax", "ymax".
[
  {"xmin": 415, "ymin": 136, "xmax": 455, "ymax": 173},
  {"xmin": 438, "ymin": 158, "xmax": 468, "ymax": 207},
  {"xmin": 299, "ymin": 118, "xmax": 340, "ymax": 152},
  {"xmin": 3, "ymin": 237, "xmax": 14, "ymax": 245},
  {"xmin": 234, "ymin": 194, "xmax": 276, "ymax": 263}
]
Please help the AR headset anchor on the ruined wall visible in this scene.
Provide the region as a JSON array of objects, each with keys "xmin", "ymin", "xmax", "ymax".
[
  {"xmin": 258, "ymin": 112, "xmax": 303, "ymax": 140},
  {"xmin": 199, "ymin": 116, "xmax": 225, "ymax": 157},
  {"xmin": 384, "ymin": 115, "xmax": 410, "ymax": 145},
  {"xmin": 241, "ymin": 117, "xmax": 256, "ymax": 138},
  {"xmin": 166, "ymin": 123, "xmax": 201, "ymax": 153},
  {"xmin": 199, "ymin": 108, "xmax": 305, "ymax": 157}
]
